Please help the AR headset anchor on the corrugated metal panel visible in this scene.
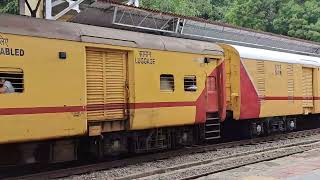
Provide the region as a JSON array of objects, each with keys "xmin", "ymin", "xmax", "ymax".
[
  {"xmin": 86, "ymin": 49, "xmax": 127, "ymax": 121},
  {"xmin": 302, "ymin": 68, "xmax": 313, "ymax": 107},
  {"xmin": 287, "ymin": 64, "xmax": 294, "ymax": 103},
  {"xmin": 256, "ymin": 61, "xmax": 265, "ymax": 100}
]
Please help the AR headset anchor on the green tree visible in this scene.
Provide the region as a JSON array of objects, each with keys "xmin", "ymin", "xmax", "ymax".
[
  {"xmin": 0, "ymin": 0, "xmax": 19, "ymax": 14},
  {"xmin": 273, "ymin": 0, "xmax": 320, "ymax": 41},
  {"xmin": 140, "ymin": 0, "xmax": 212, "ymax": 18},
  {"xmin": 273, "ymin": 0, "xmax": 305, "ymax": 35},
  {"xmin": 209, "ymin": 0, "xmax": 234, "ymax": 21},
  {"xmin": 305, "ymin": 20, "xmax": 320, "ymax": 42},
  {"xmin": 224, "ymin": 0, "xmax": 281, "ymax": 32}
]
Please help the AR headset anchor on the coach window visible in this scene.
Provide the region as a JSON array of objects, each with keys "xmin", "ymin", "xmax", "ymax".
[
  {"xmin": 0, "ymin": 68, "xmax": 24, "ymax": 93},
  {"xmin": 184, "ymin": 75, "xmax": 197, "ymax": 92},
  {"xmin": 160, "ymin": 74, "xmax": 174, "ymax": 92},
  {"xmin": 275, "ymin": 64, "xmax": 282, "ymax": 76}
]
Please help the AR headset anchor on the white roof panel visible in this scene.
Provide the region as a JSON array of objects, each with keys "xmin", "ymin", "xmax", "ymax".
[{"xmin": 232, "ymin": 45, "xmax": 320, "ymax": 67}]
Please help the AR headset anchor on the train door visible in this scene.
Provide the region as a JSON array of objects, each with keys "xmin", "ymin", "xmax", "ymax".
[
  {"xmin": 86, "ymin": 48, "xmax": 128, "ymax": 135},
  {"xmin": 205, "ymin": 66, "xmax": 226, "ymax": 140},
  {"xmin": 206, "ymin": 73, "xmax": 219, "ymax": 112},
  {"xmin": 206, "ymin": 64, "xmax": 227, "ymax": 117},
  {"xmin": 302, "ymin": 67, "xmax": 314, "ymax": 114}
]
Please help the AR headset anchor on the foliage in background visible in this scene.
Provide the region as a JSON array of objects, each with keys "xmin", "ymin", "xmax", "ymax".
[
  {"xmin": 272, "ymin": 0, "xmax": 320, "ymax": 42},
  {"xmin": 140, "ymin": 0, "xmax": 213, "ymax": 18},
  {"xmin": 224, "ymin": 0, "xmax": 282, "ymax": 32},
  {"xmin": 0, "ymin": 0, "xmax": 19, "ymax": 14},
  {"xmin": 224, "ymin": 0, "xmax": 320, "ymax": 42},
  {"xmin": 140, "ymin": 0, "xmax": 320, "ymax": 42},
  {"xmin": 0, "ymin": 0, "xmax": 319, "ymax": 42}
]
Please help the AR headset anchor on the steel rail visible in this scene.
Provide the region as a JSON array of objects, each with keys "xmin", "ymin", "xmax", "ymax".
[
  {"xmin": 117, "ymin": 129, "xmax": 320, "ymax": 180},
  {"xmin": 179, "ymin": 141, "xmax": 320, "ymax": 180}
]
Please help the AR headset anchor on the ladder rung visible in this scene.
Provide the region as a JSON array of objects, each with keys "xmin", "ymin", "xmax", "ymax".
[
  {"xmin": 206, "ymin": 124, "xmax": 220, "ymax": 127},
  {"xmin": 205, "ymin": 130, "xmax": 220, "ymax": 134},
  {"xmin": 207, "ymin": 117, "xmax": 219, "ymax": 120},
  {"xmin": 205, "ymin": 136, "xmax": 221, "ymax": 140}
]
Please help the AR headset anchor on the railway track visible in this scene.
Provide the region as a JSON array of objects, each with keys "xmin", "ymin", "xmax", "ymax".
[
  {"xmin": 5, "ymin": 128, "xmax": 320, "ymax": 180},
  {"xmin": 179, "ymin": 142, "xmax": 320, "ymax": 180},
  {"xmin": 129, "ymin": 138, "xmax": 320, "ymax": 180}
]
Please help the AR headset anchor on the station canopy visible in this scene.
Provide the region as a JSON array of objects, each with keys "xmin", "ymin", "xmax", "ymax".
[{"xmin": 69, "ymin": 0, "xmax": 320, "ymax": 57}]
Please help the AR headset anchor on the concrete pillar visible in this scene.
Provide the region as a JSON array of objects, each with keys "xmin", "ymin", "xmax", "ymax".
[{"xmin": 19, "ymin": 0, "xmax": 25, "ymax": 16}]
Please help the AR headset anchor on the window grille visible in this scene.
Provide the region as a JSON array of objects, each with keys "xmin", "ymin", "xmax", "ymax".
[
  {"xmin": 287, "ymin": 64, "xmax": 294, "ymax": 103},
  {"xmin": 160, "ymin": 74, "xmax": 174, "ymax": 91},
  {"xmin": 0, "ymin": 68, "xmax": 24, "ymax": 93},
  {"xmin": 257, "ymin": 61, "xmax": 265, "ymax": 102},
  {"xmin": 275, "ymin": 64, "xmax": 282, "ymax": 75},
  {"xmin": 184, "ymin": 75, "xmax": 197, "ymax": 92}
]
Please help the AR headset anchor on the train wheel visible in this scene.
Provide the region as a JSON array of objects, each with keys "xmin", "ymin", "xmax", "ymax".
[
  {"xmin": 286, "ymin": 118, "xmax": 296, "ymax": 132},
  {"xmin": 250, "ymin": 122, "xmax": 264, "ymax": 138}
]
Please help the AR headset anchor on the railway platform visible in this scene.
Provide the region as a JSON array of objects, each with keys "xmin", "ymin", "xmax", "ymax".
[{"xmin": 198, "ymin": 147, "xmax": 320, "ymax": 180}]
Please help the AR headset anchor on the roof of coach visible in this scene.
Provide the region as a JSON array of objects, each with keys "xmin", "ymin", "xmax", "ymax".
[
  {"xmin": 232, "ymin": 45, "xmax": 320, "ymax": 67},
  {"xmin": 0, "ymin": 14, "xmax": 223, "ymax": 56}
]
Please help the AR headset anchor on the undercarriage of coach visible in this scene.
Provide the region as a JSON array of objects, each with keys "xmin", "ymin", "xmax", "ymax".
[{"xmin": 2, "ymin": 112, "xmax": 320, "ymax": 168}]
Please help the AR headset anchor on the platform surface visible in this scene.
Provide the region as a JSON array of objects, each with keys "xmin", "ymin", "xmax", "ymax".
[{"xmin": 198, "ymin": 148, "xmax": 320, "ymax": 180}]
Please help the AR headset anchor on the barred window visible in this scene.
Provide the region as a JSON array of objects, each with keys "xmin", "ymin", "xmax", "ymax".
[
  {"xmin": 0, "ymin": 68, "xmax": 24, "ymax": 93},
  {"xmin": 184, "ymin": 75, "xmax": 197, "ymax": 92},
  {"xmin": 160, "ymin": 74, "xmax": 174, "ymax": 92},
  {"xmin": 275, "ymin": 64, "xmax": 282, "ymax": 75}
]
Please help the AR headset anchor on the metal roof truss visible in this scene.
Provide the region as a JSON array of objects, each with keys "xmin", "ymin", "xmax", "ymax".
[{"xmin": 110, "ymin": 3, "xmax": 320, "ymax": 57}]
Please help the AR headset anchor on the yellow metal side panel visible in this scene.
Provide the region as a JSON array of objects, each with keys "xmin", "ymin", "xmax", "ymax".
[
  {"xmin": 302, "ymin": 67, "xmax": 313, "ymax": 108},
  {"xmin": 263, "ymin": 62, "xmax": 302, "ymax": 117},
  {"xmin": 130, "ymin": 49, "xmax": 223, "ymax": 130},
  {"xmin": 105, "ymin": 51, "xmax": 127, "ymax": 119},
  {"xmin": 242, "ymin": 59, "xmax": 302, "ymax": 117},
  {"xmin": 132, "ymin": 107, "xmax": 196, "ymax": 129},
  {"xmin": 0, "ymin": 114, "xmax": 85, "ymax": 144},
  {"xmin": 0, "ymin": 34, "xmax": 86, "ymax": 144},
  {"xmin": 86, "ymin": 50, "xmax": 104, "ymax": 120},
  {"xmin": 217, "ymin": 44, "xmax": 241, "ymax": 119},
  {"xmin": 86, "ymin": 49, "xmax": 127, "ymax": 121},
  {"xmin": 313, "ymin": 68, "xmax": 320, "ymax": 113}
]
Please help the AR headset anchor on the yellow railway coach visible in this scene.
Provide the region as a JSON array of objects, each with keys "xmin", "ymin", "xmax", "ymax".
[
  {"xmin": 2, "ymin": 14, "xmax": 320, "ymax": 165},
  {"xmin": 226, "ymin": 45, "xmax": 320, "ymax": 136},
  {"xmin": 0, "ymin": 15, "xmax": 225, "ymax": 164}
]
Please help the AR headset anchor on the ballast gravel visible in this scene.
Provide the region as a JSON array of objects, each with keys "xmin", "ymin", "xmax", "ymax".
[
  {"xmin": 139, "ymin": 143, "xmax": 320, "ymax": 180},
  {"xmin": 63, "ymin": 134, "xmax": 320, "ymax": 180}
]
